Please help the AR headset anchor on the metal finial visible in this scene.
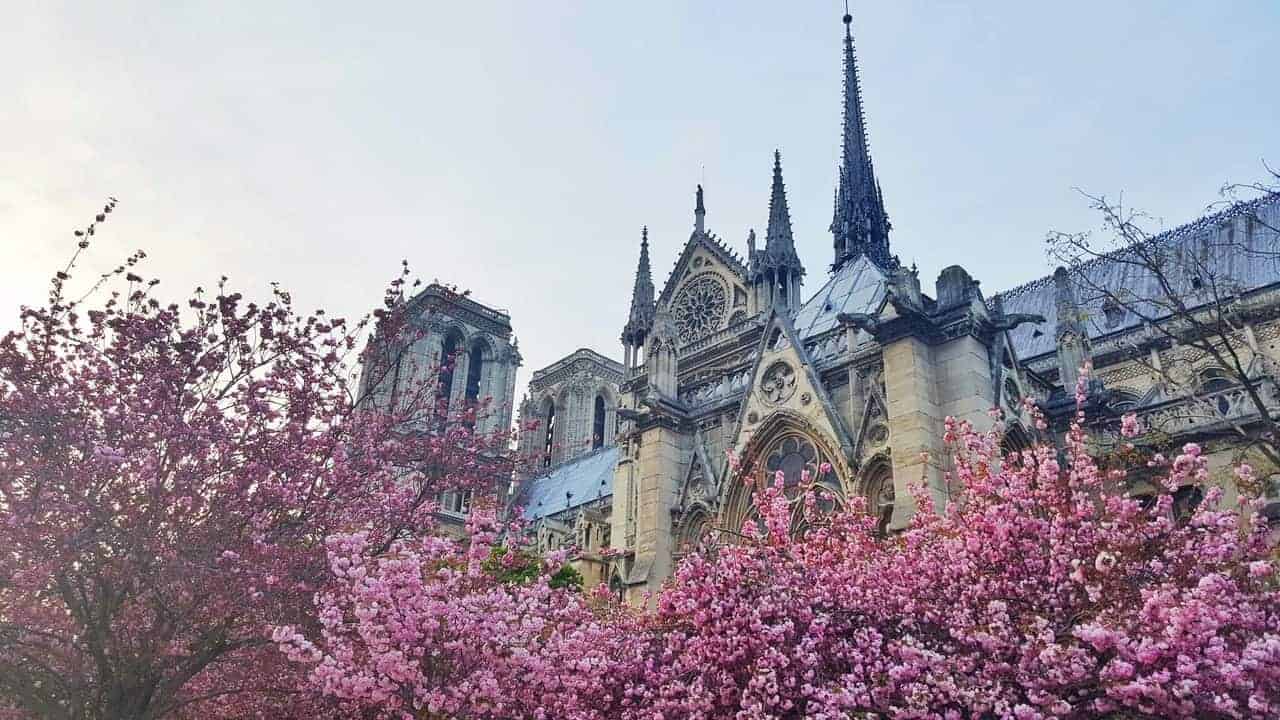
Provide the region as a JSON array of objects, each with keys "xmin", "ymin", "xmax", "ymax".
[{"xmin": 843, "ymin": 0, "xmax": 852, "ymax": 25}]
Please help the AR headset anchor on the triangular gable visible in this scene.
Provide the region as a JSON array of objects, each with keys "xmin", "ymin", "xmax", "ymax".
[
  {"xmin": 656, "ymin": 230, "xmax": 750, "ymax": 308},
  {"xmin": 724, "ymin": 303, "xmax": 858, "ymax": 481},
  {"xmin": 850, "ymin": 381, "xmax": 890, "ymax": 462},
  {"xmin": 675, "ymin": 428, "xmax": 718, "ymax": 513}
]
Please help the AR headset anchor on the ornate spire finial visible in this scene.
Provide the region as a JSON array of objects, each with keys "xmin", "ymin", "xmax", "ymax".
[
  {"xmin": 638, "ymin": 226, "xmax": 651, "ymax": 273},
  {"xmin": 763, "ymin": 150, "xmax": 800, "ymax": 273},
  {"xmin": 752, "ymin": 151, "xmax": 805, "ymax": 311},
  {"xmin": 830, "ymin": 3, "xmax": 895, "ymax": 273},
  {"xmin": 622, "ymin": 226, "xmax": 656, "ymax": 347}
]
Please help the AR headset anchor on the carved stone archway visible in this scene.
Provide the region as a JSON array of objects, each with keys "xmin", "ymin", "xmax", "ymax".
[
  {"xmin": 720, "ymin": 410, "xmax": 852, "ymax": 537},
  {"xmin": 858, "ymin": 452, "xmax": 895, "ymax": 535}
]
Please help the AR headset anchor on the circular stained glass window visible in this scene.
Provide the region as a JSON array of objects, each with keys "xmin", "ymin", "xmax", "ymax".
[{"xmin": 672, "ymin": 275, "xmax": 728, "ymax": 344}]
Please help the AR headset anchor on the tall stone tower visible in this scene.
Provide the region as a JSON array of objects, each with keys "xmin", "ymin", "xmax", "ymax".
[
  {"xmin": 359, "ymin": 283, "xmax": 521, "ymax": 529},
  {"xmin": 516, "ymin": 349, "xmax": 624, "ymax": 473}
]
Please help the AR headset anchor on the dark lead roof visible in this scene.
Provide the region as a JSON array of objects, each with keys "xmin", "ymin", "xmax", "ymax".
[
  {"xmin": 995, "ymin": 195, "xmax": 1280, "ymax": 361},
  {"xmin": 519, "ymin": 446, "xmax": 620, "ymax": 522}
]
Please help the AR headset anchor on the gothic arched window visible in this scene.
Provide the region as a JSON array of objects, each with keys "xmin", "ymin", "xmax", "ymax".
[
  {"xmin": 592, "ymin": 395, "xmax": 607, "ymax": 450},
  {"xmin": 731, "ymin": 433, "xmax": 844, "ymax": 538},
  {"xmin": 438, "ymin": 331, "xmax": 463, "ymax": 408},
  {"xmin": 465, "ymin": 343, "xmax": 484, "ymax": 404},
  {"xmin": 542, "ymin": 401, "xmax": 556, "ymax": 468},
  {"xmin": 765, "ymin": 436, "xmax": 818, "ymax": 487},
  {"xmin": 677, "ymin": 510, "xmax": 710, "ymax": 555},
  {"xmin": 1000, "ymin": 424, "xmax": 1033, "ymax": 459}
]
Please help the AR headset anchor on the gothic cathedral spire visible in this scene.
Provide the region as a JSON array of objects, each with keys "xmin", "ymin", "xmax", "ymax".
[
  {"xmin": 621, "ymin": 226, "xmax": 656, "ymax": 369},
  {"xmin": 764, "ymin": 150, "xmax": 802, "ymax": 271},
  {"xmin": 752, "ymin": 150, "xmax": 805, "ymax": 312},
  {"xmin": 830, "ymin": 7, "xmax": 895, "ymax": 272}
]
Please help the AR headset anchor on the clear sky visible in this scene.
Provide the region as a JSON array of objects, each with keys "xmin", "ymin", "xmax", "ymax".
[{"xmin": 3, "ymin": 1, "xmax": 1277, "ymax": 402}]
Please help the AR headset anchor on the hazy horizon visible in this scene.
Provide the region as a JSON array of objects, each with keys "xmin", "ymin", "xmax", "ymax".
[{"xmin": 4, "ymin": 1, "xmax": 1277, "ymax": 403}]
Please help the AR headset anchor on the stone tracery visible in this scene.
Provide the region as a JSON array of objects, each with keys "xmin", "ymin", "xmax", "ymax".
[{"xmin": 672, "ymin": 274, "xmax": 728, "ymax": 344}]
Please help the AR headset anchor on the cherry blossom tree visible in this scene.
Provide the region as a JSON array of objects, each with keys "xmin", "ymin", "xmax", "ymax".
[
  {"xmin": 0, "ymin": 203, "xmax": 514, "ymax": 719},
  {"xmin": 639, "ymin": 402, "xmax": 1279, "ymax": 718},
  {"xmin": 273, "ymin": 508, "xmax": 642, "ymax": 719},
  {"xmin": 283, "ymin": 391, "xmax": 1280, "ymax": 719}
]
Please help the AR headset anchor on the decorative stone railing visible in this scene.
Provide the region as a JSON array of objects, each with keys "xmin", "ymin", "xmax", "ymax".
[
  {"xmin": 1134, "ymin": 381, "xmax": 1280, "ymax": 438},
  {"xmin": 679, "ymin": 367, "xmax": 753, "ymax": 407},
  {"xmin": 679, "ymin": 316, "xmax": 763, "ymax": 356}
]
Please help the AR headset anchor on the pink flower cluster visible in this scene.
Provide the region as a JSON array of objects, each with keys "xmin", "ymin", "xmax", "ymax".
[{"xmin": 286, "ymin": 404, "xmax": 1280, "ymax": 719}]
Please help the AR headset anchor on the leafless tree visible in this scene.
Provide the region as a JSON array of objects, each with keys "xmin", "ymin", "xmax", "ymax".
[{"xmin": 1046, "ymin": 167, "xmax": 1280, "ymax": 470}]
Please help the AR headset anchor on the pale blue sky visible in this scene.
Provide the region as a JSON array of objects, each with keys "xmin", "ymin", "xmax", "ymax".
[{"xmin": 3, "ymin": 1, "xmax": 1277, "ymax": 399}]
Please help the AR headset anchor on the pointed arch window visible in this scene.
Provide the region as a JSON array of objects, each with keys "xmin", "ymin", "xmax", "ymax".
[
  {"xmin": 437, "ymin": 331, "xmax": 464, "ymax": 424},
  {"xmin": 726, "ymin": 433, "xmax": 844, "ymax": 538},
  {"xmin": 465, "ymin": 343, "xmax": 484, "ymax": 404},
  {"xmin": 1198, "ymin": 367, "xmax": 1235, "ymax": 416},
  {"xmin": 592, "ymin": 395, "xmax": 607, "ymax": 450},
  {"xmin": 542, "ymin": 401, "xmax": 556, "ymax": 468}
]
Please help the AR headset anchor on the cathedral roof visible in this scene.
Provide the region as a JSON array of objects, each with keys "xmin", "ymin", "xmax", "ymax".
[
  {"xmin": 793, "ymin": 254, "xmax": 889, "ymax": 339},
  {"xmin": 994, "ymin": 193, "xmax": 1280, "ymax": 361},
  {"xmin": 518, "ymin": 445, "xmax": 620, "ymax": 522}
]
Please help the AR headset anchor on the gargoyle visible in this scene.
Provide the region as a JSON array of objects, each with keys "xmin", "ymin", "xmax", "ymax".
[
  {"xmin": 616, "ymin": 405, "xmax": 650, "ymax": 422},
  {"xmin": 989, "ymin": 312, "xmax": 1046, "ymax": 331},
  {"xmin": 836, "ymin": 312, "xmax": 879, "ymax": 334}
]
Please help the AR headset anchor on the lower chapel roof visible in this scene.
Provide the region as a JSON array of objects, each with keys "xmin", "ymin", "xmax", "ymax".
[
  {"xmin": 994, "ymin": 194, "xmax": 1280, "ymax": 361},
  {"xmin": 519, "ymin": 445, "xmax": 619, "ymax": 522}
]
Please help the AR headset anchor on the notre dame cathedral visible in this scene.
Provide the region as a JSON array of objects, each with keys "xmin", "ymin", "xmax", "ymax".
[{"xmin": 375, "ymin": 11, "xmax": 1280, "ymax": 603}]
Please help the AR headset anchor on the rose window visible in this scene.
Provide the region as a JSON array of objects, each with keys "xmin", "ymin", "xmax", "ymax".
[{"xmin": 672, "ymin": 276, "xmax": 728, "ymax": 344}]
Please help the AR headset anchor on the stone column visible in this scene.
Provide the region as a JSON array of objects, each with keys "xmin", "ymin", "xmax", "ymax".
[
  {"xmin": 882, "ymin": 336, "xmax": 946, "ymax": 527},
  {"xmin": 935, "ymin": 335, "xmax": 997, "ymax": 433},
  {"xmin": 626, "ymin": 422, "xmax": 686, "ymax": 606},
  {"xmin": 504, "ymin": 346, "xmax": 520, "ymax": 435}
]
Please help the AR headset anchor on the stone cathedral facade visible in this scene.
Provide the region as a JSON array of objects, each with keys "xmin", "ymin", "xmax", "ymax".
[{"xmin": 505, "ymin": 11, "xmax": 1280, "ymax": 604}]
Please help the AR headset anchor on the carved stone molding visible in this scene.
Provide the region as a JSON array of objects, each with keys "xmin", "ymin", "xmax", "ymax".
[{"xmin": 760, "ymin": 361, "xmax": 797, "ymax": 405}]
